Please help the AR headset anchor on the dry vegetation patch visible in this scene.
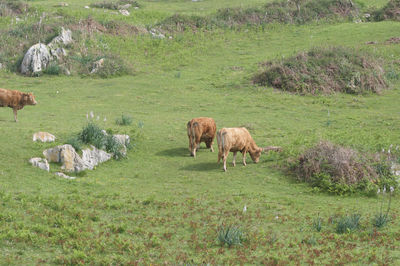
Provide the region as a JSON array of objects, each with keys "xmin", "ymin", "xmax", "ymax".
[
  {"xmin": 373, "ymin": 0, "xmax": 400, "ymax": 21},
  {"xmin": 253, "ymin": 47, "xmax": 388, "ymax": 95},
  {"xmin": 290, "ymin": 141, "xmax": 398, "ymax": 194}
]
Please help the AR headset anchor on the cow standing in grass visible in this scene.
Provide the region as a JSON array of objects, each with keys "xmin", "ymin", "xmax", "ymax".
[
  {"xmin": 0, "ymin": 88, "xmax": 37, "ymax": 122},
  {"xmin": 187, "ymin": 117, "xmax": 216, "ymax": 157},
  {"xmin": 217, "ymin": 127, "xmax": 281, "ymax": 171}
]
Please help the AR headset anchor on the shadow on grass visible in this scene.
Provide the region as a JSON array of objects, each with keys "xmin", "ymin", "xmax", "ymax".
[
  {"xmin": 180, "ymin": 162, "xmax": 221, "ymax": 172},
  {"xmin": 156, "ymin": 147, "xmax": 189, "ymax": 157}
]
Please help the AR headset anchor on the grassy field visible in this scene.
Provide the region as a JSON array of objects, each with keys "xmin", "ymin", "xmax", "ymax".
[{"xmin": 1, "ymin": 0, "xmax": 400, "ymax": 264}]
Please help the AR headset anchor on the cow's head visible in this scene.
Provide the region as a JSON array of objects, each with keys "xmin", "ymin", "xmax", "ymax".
[
  {"xmin": 24, "ymin": 93, "xmax": 37, "ymax": 105},
  {"xmin": 249, "ymin": 147, "xmax": 263, "ymax": 163}
]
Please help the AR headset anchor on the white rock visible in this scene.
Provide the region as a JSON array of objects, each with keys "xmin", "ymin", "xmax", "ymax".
[
  {"xmin": 33, "ymin": 132, "xmax": 56, "ymax": 142},
  {"xmin": 48, "ymin": 27, "xmax": 73, "ymax": 47},
  {"xmin": 21, "ymin": 43, "xmax": 51, "ymax": 75},
  {"xmin": 43, "ymin": 144, "xmax": 90, "ymax": 173},
  {"xmin": 84, "ymin": 6, "xmax": 89, "ymax": 9},
  {"xmin": 0, "ymin": 63, "xmax": 3, "ymax": 69},
  {"xmin": 150, "ymin": 29, "xmax": 165, "ymax": 39},
  {"xmin": 29, "ymin": 158, "xmax": 50, "ymax": 172},
  {"xmin": 55, "ymin": 172, "xmax": 76, "ymax": 180},
  {"xmin": 82, "ymin": 145, "xmax": 112, "ymax": 169},
  {"xmin": 90, "ymin": 58, "xmax": 104, "ymax": 74},
  {"xmin": 119, "ymin": 9, "xmax": 130, "ymax": 16}
]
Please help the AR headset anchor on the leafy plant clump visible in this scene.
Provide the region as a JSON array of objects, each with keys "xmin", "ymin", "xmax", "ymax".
[
  {"xmin": 78, "ymin": 122, "xmax": 125, "ymax": 159},
  {"xmin": 373, "ymin": 0, "xmax": 400, "ymax": 21},
  {"xmin": 290, "ymin": 141, "xmax": 398, "ymax": 195},
  {"xmin": 253, "ymin": 46, "xmax": 388, "ymax": 95},
  {"xmin": 115, "ymin": 114, "xmax": 133, "ymax": 126},
  {"xmin": 335, "ymin": 214, "xmax": 361, "ymax": 234},
  {"xmin": 373, "ymin": 186, "xmax": 395, "ymax": 229},
  {"xmin": 218, "ymin": 225, "xmax": 245, "ymax": 247}
]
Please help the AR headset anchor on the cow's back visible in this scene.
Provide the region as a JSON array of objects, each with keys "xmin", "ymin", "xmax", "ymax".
[
  {"xmin": 0, "ymin": 88, "xmax": 21, "ymax": 108},
  {"xmin": 190, "ymin": 117, "xmax": 216, "ymax": 137},
  {"xmin": 218, "ymin": 127, "xmax": 252, "ymax": 151}
]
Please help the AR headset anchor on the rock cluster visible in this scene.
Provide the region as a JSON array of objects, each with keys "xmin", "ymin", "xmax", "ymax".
[{"xmin": 21, "ymin": 27, "xmax": 73, "ymax": 75}]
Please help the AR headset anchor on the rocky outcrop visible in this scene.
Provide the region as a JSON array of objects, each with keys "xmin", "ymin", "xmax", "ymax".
[
  {"xmin": 119, "ymin": 9, "xmax": 130, "ymax": 16},
  {"xmin": 43, "ymin": 144, "xmax": 112, "ymax": 173},
  {"xmin": 21, "ymin": 28, "xmax": 73, "ymax": 75},
  {"xmin": 43, "ymin": 144, "xmax": 90, "ymax": 173},
  {"xmin": 29, "ymin": 157, "xmax": 50, "ymax": 172},
  {"xmin": 20, "ymin": 43, "xmax": 51, "ymax": 75},
  {"xmin": 82, "ymin": 145, "xmax": 112, "ymax": 169},
  {"xmin": 90, "ymin": 58, "xmax": 104, "ymax": 74},
  {"xmin": 33, "ymin": 132, "xmax": 56, "ymax": 142}
]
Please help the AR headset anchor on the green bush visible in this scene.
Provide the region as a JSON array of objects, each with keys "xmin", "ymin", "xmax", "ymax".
[
  {"xmin": 373, "ymin": 0, "xmax": 400, "ymax": 21},
  {"xmin": 43, "ymin": 63, "xmax": 61, "ymax": 75}
]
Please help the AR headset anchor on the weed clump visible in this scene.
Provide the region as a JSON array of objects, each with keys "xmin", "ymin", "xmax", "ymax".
[
  {"xmin": 335, "ymin": 214, "xmax": 361, "ymax": 234},
  {"xmin": 0, "ymin": 0, "xmax": 29, "ymax": 16},
  {"xmin": 290, "ymin": 141, "xmax": 398, "ymax": 195},
  {"xmin": 253, "ymin": 47, "xmax": 388, "ymax": 95},
  {"xmin": 115, "ymin": 114, "xmax": 132, "ymax": 126},
  {"xmin": 218, "ymin": 224, "xmax": 244, "ymax": 247}
]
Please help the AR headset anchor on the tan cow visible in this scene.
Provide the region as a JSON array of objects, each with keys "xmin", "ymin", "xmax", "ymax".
[
  {"xmin": 187, "ymin": 117, "xmax": 217, "ymax": 157},
  {"xmin": 217, "ymin": 127, "xmax": 281, "ymax": 171},
  {"xmin": 0, "ymin": 88, "xmax": 37, "ymax": 122}
]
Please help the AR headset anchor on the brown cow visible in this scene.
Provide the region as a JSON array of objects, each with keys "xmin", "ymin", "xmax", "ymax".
[
  {"xmin": 217, "ymin": 127, "xmax": 281, "ymax": 171},
  {"xmin": 187, "ymin": 117, "xmax": 216, "ymax": 157},
  {"xmin": 0, "ymin": 88, "xmax": 37, "ymax": 122}
]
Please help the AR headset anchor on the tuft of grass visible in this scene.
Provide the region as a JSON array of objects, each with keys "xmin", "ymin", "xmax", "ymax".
[
  {"xmin": 115, "ymin": 114, "xmax": 132, "ymax": 126},
  {"xmin": 90, "ymin": 0, "xmax": 139, "ymax": 10},
  {"xmin": 335, "ymin": 214, "xmax": 362, "ymax": 234},
  {"xmin": 218, "ymin": 224, "xmax": 244, "ymax": 247},
  {"xmin": 66, "ymin": 136, "xmax": 83, "ymax": 152},
  {"xmin": 43, "ymin": 62, "xmax": 61, "ymax": 76},
  {"xmin": 312, "ymin": 215, "xmax": 323, "ymax": 232},
  {"xmin": 253, "ymin": 46, "xmax": 388, "ymax": 95}
]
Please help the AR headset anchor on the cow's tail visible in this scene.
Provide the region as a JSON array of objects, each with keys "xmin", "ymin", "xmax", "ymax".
[{"xmin": 217, "ymin": 130, "xmax": 224, "ymax": 163}]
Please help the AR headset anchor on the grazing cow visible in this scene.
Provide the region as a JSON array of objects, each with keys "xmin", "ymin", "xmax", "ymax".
[
  {"xmin": 187, "ymin": 117, "xmax": 216, "ymax": 157},
  {"xmin": 217, "ymin": 127, "xmax": 281, "ymax": 171},
  {"xmin": 0, "ymin": 88, "xmax": 37, "ymax": 122}
]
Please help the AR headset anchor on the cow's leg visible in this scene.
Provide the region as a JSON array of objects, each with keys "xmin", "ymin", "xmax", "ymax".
[
  {"xmin": 232, "ymin": 152, "xmax": 237, "ymax": 167},
  {"xmin": 223, "ymin": 150, "xmax": 229, "ymax": 172},
  {"xmin": 242, "ymin": 150, "xmax": 247, "ymax": 166},
  {"xmin": 188, "ymin": 136, "xmax": 192, "ymax": 152},
  {"xmin": 217, "ymin": 150, "xmax": 222, "ymax": 163},
  {"xmin": 206, "ymin": 138, "xmax": 214, "ymax": 152},
  {"xmin": 13, "ymin": 108, "xmax": 18, "ymax": 122}
]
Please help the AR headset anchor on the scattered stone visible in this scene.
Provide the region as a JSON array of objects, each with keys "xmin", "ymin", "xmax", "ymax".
[
  {"xmin": 84, "ymin": 5, "xmax": 89, "ymax": 9},
  {"xmin": 82, "ymin": 145, "xmax": 112, "ymax": 169},
  {"xmin": 149, "ymin": 29, "xmax": 165, "ymax": 39},
  {"xmin": 33, "ymin": 132, "xmax": 56, "ymax": 142},
  {"xmin": 120, "ymin": 4, "xmax": 131, "ymax": 9},
  {"xmin": 49, "ymin": 27, "xmax": 73, "ymax": 47},
  {"xmin": 119, "ymin": 9, "xmax": 130, "ymax": 16},
  {"xmin": 55, "ymin": 172, "xmax": 76, "ymax": 180},
  {"xmin": 21, "ymin": 43, "xmax": 51, "ymax": 75},
  {"xmin": 90, "ymin": 58, "xmax": 105, "ymax": 74},
  {"xmin": 29, "ymin": 158, "xmax": 50, "ymax": 172}
]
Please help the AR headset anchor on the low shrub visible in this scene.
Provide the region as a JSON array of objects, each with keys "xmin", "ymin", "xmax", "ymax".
[
  {"xmin": 159, "ymin": 0, "xmax": 359, "ymax": 32},
  {"xmin": 253, "ymin": 46, "xmax": 388, "ymax": 95},
  {"xmin": 0, "ymin": 0, "xmax": 29, "ymax": 16},
  {"xmin": 66, "ymin": 136, "xmax": 83, "ymax": 152},
  {"xmin": 43, "ymin": 62, "xmax": 61, "ymax": 75},
  {"xmin": 373, "ymin": 0, "xmax": 400, "ymax": 21},
  {"xmin": 290, "ymin": 141, "xmax": 398, "ymax": 195}
]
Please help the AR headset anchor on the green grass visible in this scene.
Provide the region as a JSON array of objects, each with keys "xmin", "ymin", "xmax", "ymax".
[{"xmin": 0, "ymin": 0, "xmax": 400, "ymax": 264}]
